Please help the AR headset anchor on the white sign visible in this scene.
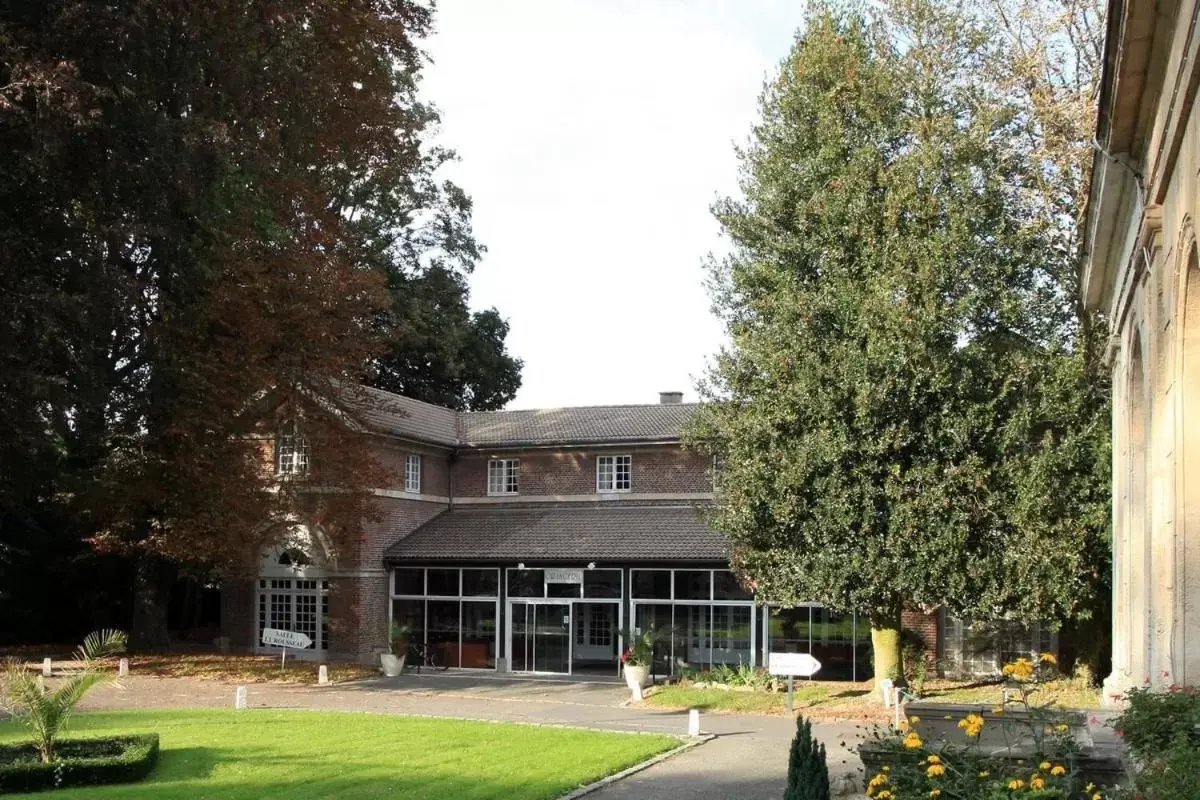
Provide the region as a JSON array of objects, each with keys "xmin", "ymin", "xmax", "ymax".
[
  {"xmin": 769, "ymin": 652, "xmax": 822, "ymax": 678},
  {"xmin": 544, "ymin": 568, "xmax": 583, "ymax": 584},
  {"xmin": 261, "ymin": 628, "xmax": 312, "ymax": 649}
]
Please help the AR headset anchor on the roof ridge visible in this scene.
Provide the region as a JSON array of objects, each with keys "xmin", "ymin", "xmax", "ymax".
[{"xmin": 465, "ymin": 402, "xmax": 699, "ymax": 415}]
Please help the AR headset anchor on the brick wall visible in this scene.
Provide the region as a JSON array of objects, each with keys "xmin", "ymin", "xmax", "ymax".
[
  {"xmin": 324, "ymin": 573, "xmax": 390, "ymax": 663},
  {"xmin": 902, "ymin": 609, "xmax": 940, "ymax": 672},
  {"xmin": 371, "ymin": 439, "xmax": 451, "ymax": 496},
  {"xmin": 356, "ymin": 494, "xmax": 447, "ymax": 568},
  {"xmin": 452, "ymin": 444, "xmax": 713, "ymax": 497}
]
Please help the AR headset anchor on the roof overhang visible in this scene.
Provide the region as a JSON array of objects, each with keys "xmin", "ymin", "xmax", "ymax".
[{"xmin": 1080, "ymin": 0, "xmax": 1178, "ymax": 314}]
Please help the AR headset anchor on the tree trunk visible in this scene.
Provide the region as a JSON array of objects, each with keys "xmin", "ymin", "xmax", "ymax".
[
  {"xmin": 130, "ymin": 556, "xmax": 172, "ymax": 649},
  {"xmin": 870, "ymin": 605, "xmax": 905, "ymax": 690}
]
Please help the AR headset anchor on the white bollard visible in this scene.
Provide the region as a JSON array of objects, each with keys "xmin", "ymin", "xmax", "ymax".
[
  {"xmin": 879, "ymin": 678, "xmax": 894, "ymax": 707},
  {"xmin": 118, "ymin": 658, "xmax": 129, "ymax": 677},
  {"xmin": 235, "ymin": 686, "xmax": 248, "ymax": 710},
  {"xmin": 688, "ymin": 709, "xmax": 701, "ymax": 737},
  {"xmin": 318, "ymin": 665, "xmax": 329, "ymax": 685},
  {"xmin": 42, "ymin": 658, "xmax": 52, "ymax": 677}
]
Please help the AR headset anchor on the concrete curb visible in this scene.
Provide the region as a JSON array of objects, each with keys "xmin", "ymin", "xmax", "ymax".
[{"xmin": 556, "ymin": 734, "xmax": 716, "ymax": 800}]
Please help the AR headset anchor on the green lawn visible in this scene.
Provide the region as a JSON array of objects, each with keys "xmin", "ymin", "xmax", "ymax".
[
  {"xmin": 644, "ymin": 677, "xmax": 1101, "ymax": 719},
  {"xmin": 0, "ymin": 710, "xmax": 679, "ymax": 799}
]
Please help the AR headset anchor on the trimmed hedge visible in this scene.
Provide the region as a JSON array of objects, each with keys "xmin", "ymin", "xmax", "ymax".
[{"xmin": 0, "ymin": 734, "xmax": 159, "ymax": 794}]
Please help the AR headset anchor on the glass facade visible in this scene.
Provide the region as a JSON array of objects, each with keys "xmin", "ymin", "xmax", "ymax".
[
  {"xmin": 763, "ymin": 605, "xmax": 870, "ymax": 681},
  {"xmin": 389, "ymin": 565, "xmax": 870, "ymax": 680},
  {"xmin": 390, "ymin": 568, "xmax": 500, "ymax": 669},
  {"xmin": 631, "ymin": 569, "xmax": 757, "ymax": 673}
]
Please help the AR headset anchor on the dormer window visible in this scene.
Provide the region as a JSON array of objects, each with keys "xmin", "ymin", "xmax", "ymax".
[
  {"xmin": 404, "ymin": 454, "xmax": 422, "ymax": 493},
  {"xmin": 487, "ymin": 459, "xmax": 519, "ymax": 495},
  {"xmin": 276, "ymin": 422, "xmax": 309, "ymax": 476},
  {"xmin": 597, "ymin": 455, "xmax": 631, "ymax": 493}
]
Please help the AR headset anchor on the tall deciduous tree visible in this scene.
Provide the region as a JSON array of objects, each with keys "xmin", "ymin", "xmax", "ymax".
[
  {"xmin": 688, "ymin": 5, "xmax": 1110, "ymax": 684},
  {"xmin": 0, "ymin": 1, "xmax": 517, "ymax": 644}
]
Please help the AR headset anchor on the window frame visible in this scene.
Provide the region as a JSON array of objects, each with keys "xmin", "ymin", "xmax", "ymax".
[
  {"xmin": 596, "ymin": 454, "xmax": 632, "ymax": 494},
  {"xmin": 404, "ymin": 454, "xmax": 422, "ymax": 494},
  {"xmin": 487, "ymin": 458, "xmax": 520, "ymax": 496},
  {"xmin": 275, "ymin": 422, "xmax": 309, "ymax": 477}
]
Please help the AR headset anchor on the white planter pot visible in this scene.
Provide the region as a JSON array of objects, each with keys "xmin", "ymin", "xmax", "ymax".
[
  {"xmin": 380, "ymin": 653, "xmax": 406, "ymax": 677},
  {"xmin": 624, "ymin": 664, "xmax": 651, "ymax": 700}
]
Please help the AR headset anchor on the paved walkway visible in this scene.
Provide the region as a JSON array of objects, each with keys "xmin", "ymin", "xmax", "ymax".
[{"xmin": 80, "ymin": 673, "xmax": 869, "ymax": 799}]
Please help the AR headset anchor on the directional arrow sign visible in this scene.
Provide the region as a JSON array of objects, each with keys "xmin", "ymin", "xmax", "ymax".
[
  {"xmin": 261, "ymin": 628, "xmax": 312, "ymax": 650},
  {"xmin": 768, "ymin": 652, "xmax": 821, "ymax": 678}
]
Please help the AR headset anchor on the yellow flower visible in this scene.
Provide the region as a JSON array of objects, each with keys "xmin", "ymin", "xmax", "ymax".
[
  {"xmin": 868, "ymin": 773, "xmax": 889, "ymax": 789},
  {"xmin": 926, "ymin": 764, "xmax": 946, "ymax": 777},
  {"xmin": 978, "ymin": 770, "xmax": 990, "ymax": 778},
  {"xmin": 1002, "ymin": 657, "xmax": 1034, "ymax": 679},
  {"xmin": 1092, "ymin": 794, "xmax": 1102, "ymax": 800},
  {"xmin": 926, "ymin": 754, "xmax": 941, "ymax": 765},
  {"xmin": 956, "ymin": 713, "xmax": 984, "ymax": 737},
  {"xmin": 903, "ymin": 732, "xmax": 923, "ymax": 749},
  {"xmin": 1051, "ymin": 765, "xmax": 1066, "ymax": 777},
  {"xmin": 1031, "ymin": 776, "xmax": 1046, "ymax": 790},
  {"xmin": 1039, "ymin": 761, "xmax": 1051, "ymax": 770},
  {"xmin": 1040, "ymin": 652, "xmax": 1057, "ymax": 665},
  {"xmin": 876, "ymin": 792, "xmax": 894, "ymax": 800},
  {"xmin": 1008, "ymin": 779, "xmax": 1025, "ymax": 790},
  {"xmin": 930, "ymin": 791, "xmax": 941, "ymax": 798},
  {"xmin": 909, "ymin": 715, "xmax": 920, "ymax": 724},
  {"xmin": 899, "ymin": 719, "xmax": 909, "ymax": 730},
  {"xmin": 881, "ymin": 765, "xmax": 890, "ymax": 773},
  {"xmin": 1054, "ymin": 723, "xmax": 1070, "ymax": 733}
]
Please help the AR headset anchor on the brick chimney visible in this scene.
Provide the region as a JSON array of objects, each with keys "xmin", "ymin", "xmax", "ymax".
[{"xmin": 658, "ymin": 391, "xmax": 683, "ymax": 405}]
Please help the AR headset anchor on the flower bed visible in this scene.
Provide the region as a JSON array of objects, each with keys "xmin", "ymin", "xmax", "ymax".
[
  {"xmin": 858, "ymin": 655, "xmax": 1128, "ymax": 799},
  {"xmin": 0, "ymin": 734, "xmax": 159, "ymax": 793}
]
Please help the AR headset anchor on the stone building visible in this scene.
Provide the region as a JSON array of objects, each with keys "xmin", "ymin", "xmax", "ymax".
[{"xmin": 1082, "ymin": 0, "xmax": 1200, "ymax": 700}]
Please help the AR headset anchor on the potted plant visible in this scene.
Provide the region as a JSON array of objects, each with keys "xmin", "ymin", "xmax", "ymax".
[
  {"xmin": 380, "ymin": 622, "xmax": 409, "ymax": 677},
  {"xmin": 620, "ymin": 627, "xmax": 656, "ymax": 700}
]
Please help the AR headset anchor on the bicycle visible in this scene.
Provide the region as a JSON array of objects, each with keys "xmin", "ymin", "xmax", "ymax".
[{"xmin": 406, "ymin": 641, "xmax": 450, "ymax": 673}]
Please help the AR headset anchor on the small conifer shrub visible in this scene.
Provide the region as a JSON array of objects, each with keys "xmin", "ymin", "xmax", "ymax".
[{"xmin": 784, "ymin": 715, "xmax": 830, "ymax": 800}]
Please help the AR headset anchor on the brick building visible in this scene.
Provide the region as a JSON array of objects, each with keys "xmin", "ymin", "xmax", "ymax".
[{"xmin": 222, "ymin": 385, "xmax": 1052, "ymax": 680}]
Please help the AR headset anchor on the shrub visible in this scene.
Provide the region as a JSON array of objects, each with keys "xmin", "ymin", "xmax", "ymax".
[
  {"xmin": 1111, "ymin": 685, "xmax": 1200, "ymax": 800},
  {"xmin": 900, "ymin": 629, "xmax": 928, "ymax": 695},
  {"xmin": 0, "ymin": 629, "xmax": 127, "ymax": 762},
  {"xmin": 1110, "ymin": 684, "xmax": 1200, "ymax": 760},
  {"xmin": 1134, "ymin": 737, "xmax": 1200, "ymax": 800},
  {"xmin": 785, "ymin": 715, "xmax": 829, "ymax": 800},
  {"xmin": 0, "ymin": 734, "xmax": 159, "ymax": 793}
]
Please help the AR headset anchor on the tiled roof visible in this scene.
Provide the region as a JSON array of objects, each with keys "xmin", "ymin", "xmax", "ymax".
[
  {"xmin": 341, "ymin": 385, "xmax": 459, "ymax": 446},
  {"xmin": 459, "ymin": 403, "xmax": 698, "ymax": 447},
  {"xmin": 340, "ymin": 384, "xmax": 699, "ymax": 449},
  {"xmin": 383, "ymin": 504, "xmax": 727, "ymax": 563}
]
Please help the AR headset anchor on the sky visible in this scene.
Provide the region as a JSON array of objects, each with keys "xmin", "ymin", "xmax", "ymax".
[{"xmin": 421, "ymin": 0, "xmax": 801, "ymax": 410}]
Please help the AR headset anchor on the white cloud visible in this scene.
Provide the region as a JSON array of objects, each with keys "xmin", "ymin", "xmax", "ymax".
[{"xmin": 423, "ymin": 0, "xmax": 798, "ymax": 408}]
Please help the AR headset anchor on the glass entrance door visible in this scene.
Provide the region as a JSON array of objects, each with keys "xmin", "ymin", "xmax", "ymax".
[{"xmin": 510, "ymin": 602, "xmax": 571, "ymax": 673}]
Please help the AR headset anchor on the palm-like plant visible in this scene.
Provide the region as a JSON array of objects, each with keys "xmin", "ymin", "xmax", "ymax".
[{"xmin": 0, "ymin": 629, "xmax": 127, "ymax": 763}]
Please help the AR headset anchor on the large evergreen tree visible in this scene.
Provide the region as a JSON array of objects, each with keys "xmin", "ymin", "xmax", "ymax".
[{"xmin": 688, "ymin": 5, "xmax": 1110, "ymax": 683}]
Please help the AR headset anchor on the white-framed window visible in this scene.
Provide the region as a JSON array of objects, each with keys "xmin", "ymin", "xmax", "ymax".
[
  {"xmin": 596, "ymin": 454, "xmax": 632, "ymax": 493},
  {"xmin": 487, "ymin": 459, "xmax": 519, "ymax": 495},
  {"xmin": 404, "ymin": 454, "xmax": 421, "ymax": 493},
  {"xmin": 276, "ymin": 422, "xmax": 309, "ymax": 476},
  {"xmin": 257, "ymin": 576, "xmax": 329, "ymax": 651}
]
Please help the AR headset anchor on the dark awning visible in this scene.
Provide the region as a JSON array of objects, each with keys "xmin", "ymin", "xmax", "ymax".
[{"xmin": 383, "ymin": 504, "xmax": 729, "ymax": 563}]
